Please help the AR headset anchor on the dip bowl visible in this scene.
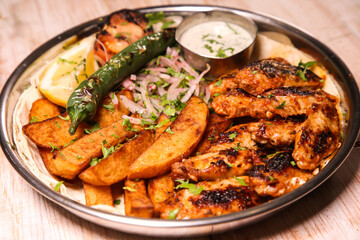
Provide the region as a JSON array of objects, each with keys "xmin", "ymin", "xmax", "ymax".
[{"xmin": 175, "ymin": 11, "xmax": 258, "ymax": 79}]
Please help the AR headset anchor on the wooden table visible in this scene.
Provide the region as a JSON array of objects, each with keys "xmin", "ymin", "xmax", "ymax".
[{"xmin": 1, "ymin": 0, "xmax": 360, "ymax": 239}]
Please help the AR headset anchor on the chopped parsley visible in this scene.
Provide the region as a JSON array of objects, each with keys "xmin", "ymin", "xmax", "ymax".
[
  {"xmin": 266, "ymin": 151, "xmax": 280, "ymax": 159},
  {"xmin": 204, "ymin": 44, "xmax": 214, "ymax": 53},
  {"xmin": 49, "ymin": 142, "xmax": 59, "ymax": 152},
  {"xmin": 90, "ymin": 157, "xmax": 101, "ymax": 166},
  {"xmin": 213, "ymin": 93, "xmax": 222, "ymax": 97},
  {"xmin": 234, "ymin": 176, "xmax": 248, "ymax": 186},
  {"xmin": 252, "ymin": 70, "xmax": 259, "ymax": 74},
  {"xmin": 122, "ymin": 118, "xmax": 138, "ymax": 132},
  {"xmin": 64, "ymin": 138, "xmax": 77, "ymax": 147},
  {"xmin": 166, "ymin": 127, "xmax": 174, "ymax": 134},
  {"xmin": 54, "ymin": 181, "xmax": 63, "ymax": 192},
  {"xmin": 112, "ymin": 134, "xmax": 121, "ymax": 139},
  {"xmin": 214, "ymin": 79, "xmax": 222, "ymax": 87},
  {"xmin": 55, "ymin": 121, "xmax": 61, "ymax": 129},
  {"xmin": 233, "ymin": 143, "xmax": 246, "ymax": 151},
  {"xmin": 168, "ymin": 208, "xmax": 180, "ymax": 219},
  {"xmin": 226, "ymin": 23, "xmax": 238, "ymax": 34},
  {"xmin": 290, "ymin": 161, "xmax": 296, "ymax": 167},
  {"xmin": 6, "ymin": 141, "xmax": 16, "ymax": 150},
  {"xmin": 102, "ymin": 140, "xmax": 115, "ymax": 159},
  {"xmin": 84, "ymin": 122, "xmax": 100, "ymax": 134},
  {"xmin": 228, "ymin": 132, "xmax": 238, "ymax": 140},
  {"xmin": 102, "ymin": 103, "xmax": 115, "ymax": 112},
  {"xmin": 29, "ymin": 116, "xmax": 38, "ymax": 123},
  {"xmin": 268, "ymin": 175, "xmax": 274, "ymax": 181},
  {"xmin": 114, "ymin": 199, "xmax": 121, "ymax": 205},
  {"xmin": 174, "ymin": 179, "xmax": 204, "ymax": 195},
  {"xmin": 267, "ymin": 94, "xmax": 274, "ymax": 98},
  {"xmin": 161, "ymin": 20, "xmax": 175, "ymax": 30},
  {"xmin": 123, "ymin": 184, "xmax": 137, "ymax": 192},
  {"xmin": 296, "ymin": 60, "xmax": 317, "ymax": 81},
  {"xmin": 57, "ymin": 58, "xmax": 77, "ymax": 65},
  {"xmin": 145, "ymin": 11, "xmax": 173, "ymax": 30},
  {"xmin": 276, "ymin": 101, "xmax": 286, "ymax": 109},
  {"xmin": 58, "ymin": 115, "xmax": 70, "ymax": 121}
]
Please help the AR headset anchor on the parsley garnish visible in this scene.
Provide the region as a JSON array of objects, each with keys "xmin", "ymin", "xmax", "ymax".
[
  {"xmin": 216, "ymin": 47, "xmax": 228, "ymax": 58},
  {"xmin": 6, "ymin": 141, "xmax": 16, "ymax": 150},
  {"xmin": 29, "ymin": 116, "xmax": 38, "ymax": 123},
  {"xmin": 161, "ymin": 20, "xmax": 175, "ymax": 30},
  {"xmin": 166, "ymin": 127, "xmax": 174, "ymax": 134},
  {"xmin": 214, "ymin": 79, "xmax": 222, "ymax": 87},
  {"xmin": 76, "ymin": 156, "xmax": 83, "ymax": 159},
  {"xmin": 234, "ymin": 176, "xmax": 248, "ymax": 186},
  {"xmin": 145, "ymin": 12, "xmax": 173, "ymax": 30},
  {"xmin": 266, "ymin": 151, "xmax": 280, "ymax": 159},
  {"xmin": 64, "ymin": 138, "xmax": 77, "ymax": 147},
  {"xmin": 114, "ymin": 199, "xmax": 121, "ymax": 205},
  {"xmin": 57, "ymin": 58, "xmax": 77, "ymax": 65},
  {"xmin": 54, "ymin": 181, "xmax": 63, "ymax": 192},
  {"xmin": 123, "ymin": 185, "xmax": 137, "ymax": 192},
  {"xmin": 290, "ymin": 161, "xmax": 296, "ymax": 166},
  {"xmin": 174, "ymin": 179, "xmax": 204, "ymax": 195},
  {"xmin": 90, "ymin": 157, "xmax": 101, "ymax": 166},
  {"xmin": 268, "ymin": 175, "xmax": 274, "ymax": 181},
  {"xmin": 55, "ymin": 121, "xmax": 61, "ymax": 129},
  {"xmin": 122, "ymin": 118, "xmax": 138, "ymax": 132},
  {"xmin": 102, "ymin": 103, "xmax": 115, "ymax": 112},
  {"xmin": 252, "ymin": 70, "xmax": 259, "ymax": 74},
  {"xmin": 49, "ymin": 142, "xmax": 59, "ymax": 152},
  {"xmin": 213, "ymin": 93, "xmax": 222, "ymax": 97},
  {"xmin": 112, "ymin": 134, "xmax": 121, "ymax": 139},
  {"xmin": 84, "ymin": 122, "xmax": 100, "ymax": 134},
  {"xmin": 228, "ymin": 132, "xmax": 238, "ymax": 140},
  {"xmin": 102, "ymin": 140, "xmax": 115, "ymax": 159},
  {"xmin": 205, "ymin": 44, "xmax": 214, "ymax": 53},
  {"xmin": 168, "ymin": 208, "xmax": 180, "ymax": 219},
  {"xmin": 233, "ymin": 143, "xmax": 246, "ymax": 151},
  {"xmin": 267, "ymin": 94, "xmax": 274, "ymax": 98},
  {"xmin": 296, "ymin": 60, "xmax": 317, "ymax": 81},
  {"xmin": 276, "ymin": 101, "xmax": 286, "ymax": 109},
  {"xmin": 58, "ymin": 115, "xmax": 70, "ymax": 121},
  {"xmin": 226, "ymin": 23, "xmax": 238, "ymax": 34}
]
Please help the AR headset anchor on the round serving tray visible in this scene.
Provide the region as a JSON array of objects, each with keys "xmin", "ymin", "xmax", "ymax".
[{"xmin": 1, "ymin": 5, "xmax": 359, "ymax": 237}]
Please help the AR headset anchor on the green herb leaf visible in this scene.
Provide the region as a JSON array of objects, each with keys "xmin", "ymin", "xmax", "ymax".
[
  {"xmin": 234, "ymin": 176, "xmax": 248, "ymax": 186},
  {"xmin": 204, "ymin": 44, "xmax": 214, "ymax": 53},
  {"xmin": 146, "ymin": 12, "xmax": 165, "ymax": 29},
  {"xmin": 268, "ymin": 175, "xmax": 274, "ymax": 181},
  {"xmin": 76, "ymin": 156, "xmax": 83, "ymax": 159},
  {"xmin": 168, "ymin": 208, "xmax": 180, "ymax": 219},
  {"xmin": 112, "ymin": 134, "xmax": 121, "ymax": 139},
  {"xmin": 174, "ymin": 179, "xmax": 204, "ymax": 195},
  {"xmin": 228, "ymin": 132, "xmax": 238, "ymax": 140},
  {"xmin": 276, "ymin": 101, "xmax": 286, "ymax": 109},
  {"xmin": 102, "ymin": 103, "xmax": 115, "ymax": 112},
  {"xmin": 49, "ymin": 142, "xmax": 59, "ymax": 152},
  {"xmin": 29, "ymin": 116, "xmax": 38, "ymax": 123},
  {"xmin": 266, "ymin": 151, "xmax": 280, "ymax": 159},
  {"xmin": 84, "ymin": 122, "xmax": 100, "ymax": 134},
  {"xmin": 102, "ymin": 140, "xmax": 115, "ymax": 159},
  {"xmin": 214, "ymin": 79, "xmax": 222, "ymax": 87},
  {"xmin": 90, "ymin": 157, "xmax": 101, "ymax": 166},
  {"xmin": 296, "ymin": 60, "xmax": 317, "ymax": 81},
  {"xmin": 267, "ymin": 94, "xmax": 274, "ymax": 98},
  {"xmin": 55, "ymin": 121, "xmax": 61, "ymax": 129},
  {"xmin": 122, "ymin": 118, "xmax": 138, "ymax": 132},
  {"xmin": 233, "ymin": 143, "xmax": 246, "ymax": 151},
  {"xmin": 123, "ymin": 186, "xmax": 137, "ymax": 192},
  {"xmin": 216, "ymin": 47, "xmax": 228, "ymax": 58},
  {"xmin": 165, "ymin": 105, "xmax": 176, "ymax": 117},
  {"xmin": 166, "ymin": 127, "xmax": 174, "ymax": 134},
  {"xmin": 54, "ymin": 181, "xmax": 63, "ymax": 192},
  {"xmin": 161, "ymin": 20, "xmax": 175, "ymax": 30},
  {"xmin": 6, "ymin": 141, "xmax": 16, "ymax": 150},
  {"xmin": 64, "ymin": 138, "xmax": 77, "ymax": 147},
  {"xmin": 290, "ymin": 161, "xmax": 296, "ymax": 166},
  {"xmin": 58, "ymin": 115, "xmax": 70, "ymax": 121},
  {"xmin": 226, "ymin": 23, "xmax": 238, "ymax": 34},
  {"xmin": 114, "ymin": 199, "xmax": 121, "ymax": 205},
  {"xmin": 213, "ymin": 93, "xmax": 222, "ymax": 97},
  {"xmin": 57, "ymin": 58, "xmax": 77, "ymax": 65}
]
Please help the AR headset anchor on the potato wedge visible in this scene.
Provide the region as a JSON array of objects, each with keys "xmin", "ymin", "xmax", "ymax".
[
  {"xmin": 154, "ymin": 114, "xmax": 171, "ymax": 140},
  {"xmin": 92, "ymin": 90, "xmax": 132, "ymax": 128},
  {"xmin": 79, "ymin": 130, "xmax": 154, "ymax": 186},
  {"xmin": 23, "ymin": 114, "xmax": 86, "ymax": 148},
  {"xmin": 83, "ymin": 182, "xmax": 114, "ymax": 207},
  {"xmin": 22, "ymin": 90, "xmax": 132, "ymax": 149},
  {"xmin": 124, "ymin": 179, "xmax": 153, "ymax": 218},
  {"xmin": 29, "ymin": 98, "xmax": 61, "ymax": 122},
  {"xmin": 147, "ymin": 175, "xmax": 175, "ymax": 217},
  {"xmin": 46, "ymin": 119, "xmax": 140, "ymax": 180},
  {"xmin": 128, "ymin": 96, "xmax": 209, "ymax": 179},
  {"xmin": 193, "ymin": 113, "xmax": 233, "ymax": 155}
]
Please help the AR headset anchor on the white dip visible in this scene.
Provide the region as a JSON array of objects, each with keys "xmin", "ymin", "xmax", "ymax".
[{"xmin": 179, "ymin": 21, "xmax": 253, "ymax": 58}]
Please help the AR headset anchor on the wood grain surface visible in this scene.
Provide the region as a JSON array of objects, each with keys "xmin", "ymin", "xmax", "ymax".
[{"xmin": 1, "ymin": 0, "xmax": 360, "ymax": 239}]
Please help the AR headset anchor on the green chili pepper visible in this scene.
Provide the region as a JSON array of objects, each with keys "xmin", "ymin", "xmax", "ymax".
[{"xmin": 67, "ymin": 29, "xmax": 176, "ymax": 134}]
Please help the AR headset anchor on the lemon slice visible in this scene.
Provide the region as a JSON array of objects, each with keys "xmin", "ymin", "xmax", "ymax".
[{"xmin": 39, "ymin": 35, "xmax": 97, "ymax": 107}]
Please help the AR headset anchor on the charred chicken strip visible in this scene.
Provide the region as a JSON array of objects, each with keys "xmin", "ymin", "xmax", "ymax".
[
  {"xmin": 172, "ymin": 149, "xmax": 259, "ymax": 182},
  {"xmin": 246, "ymin": 119, "xmax": 301, "ymax": 147},
  {"xmin": 250, "ymin": 152, "xmax": 313, "ymax": 197},
  {"xmin": 211, "ymin": 87, "xmax": 337, "ymax": 119},
  {"xmin": 94, "ymin": 10, "xmax": 152, "ymax": 64},
  {"xmin": 160, "ymin": 177, "xmax": 262, "ymax": 219},
  {"xmin": 293, "ymin": 102, "xmax": 340, "ymax": 170},
  {"xmin": 209, "ymin": 58, "xmax": 324, "ymax": 96},
  {"xmin": 207, "ymin": 124, "xmax": 257, "ymax": 152}
]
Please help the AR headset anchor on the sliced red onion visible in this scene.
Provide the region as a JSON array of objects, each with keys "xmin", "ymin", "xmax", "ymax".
[
  {"xmin": 108, "ymin": 92, "xmax": 119, "ymax": 106},
  {"xmin": 119, "ymin": 95, "xmax": 146, "ymax": 115},
  {"xmin": 130, "ymin": 74, "xmax": 137, "ymax": 81},
  {"xmin": 122, "ymin": 79, "xmax": 136, "ymax": 90},
  {"xmin": 95, "ymin": 39, "xmax": 109, "ymax": 62},
  {"xmin": 121, "ymin": 115, "xmax": 142, "ymax": 125},
  {"xmin": 181, "ymin": 64, "xmax": 210, "ymax": 103},
  {"xmin": 178, "ymin": 57, "xmax": 199, "ymax": 77}
]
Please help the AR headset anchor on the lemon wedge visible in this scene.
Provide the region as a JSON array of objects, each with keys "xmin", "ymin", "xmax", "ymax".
[{"xmin": 39, "ymin": 35, "xmax": 97, "ymax": 107}]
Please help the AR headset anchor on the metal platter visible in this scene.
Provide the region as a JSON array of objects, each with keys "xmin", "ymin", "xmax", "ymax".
[{"xmin": 1, "ymin": 5, "xmax": 359, "ymax": 237}]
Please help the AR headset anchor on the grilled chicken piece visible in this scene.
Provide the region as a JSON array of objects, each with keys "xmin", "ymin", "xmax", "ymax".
[
  {"xmin": 247, "ymin": 119, "xmax": 301, "ymax": 147},
  {"xmin": 293, "ymin": 102, "xmax": 340, "ymax": 170},
  {"xmin": 160, "ymin": 177, "xmax": 262, "ymax": 219},
  {"xmin": 211, "ymin": 87, "xmax": 337, "ymax": 119},
  {"xmin": 193, "ymin": 113, "xmax": 233, "ymax": 155},
  {"xmin": 207, "ymin": 124, "xmax": 257, "ymax": 152},
  {"xmin": 172, "ymin": 149, "xmax": 259, "ymax": 182},
  {"xmin": 209, "ymin": 58, "xmax": 324, "ymax": 96},
  {"xmin": 94, "ymin": 10, "xmax": 152, "ymax": 64},
  {"xmin": 250, "ymin": 152, "xmax": 313, "ymax": 197}
]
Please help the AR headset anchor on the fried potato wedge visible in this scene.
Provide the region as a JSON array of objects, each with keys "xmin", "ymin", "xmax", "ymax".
[
  {"xmin": 29, "ymin": 98, "xmax": 61, "ymax": 122},
  {"xmin": 92, "ymin": 90, "xmax": 132, "ymax": 128},
  {"xmin": 79, "ymin": 130, "xmax": 154, "ymax": 186},
  {"xmin": 83, "ymin": 182, "xmax": 114, "ymax": 207},
  {"xmin": 124, "ymin": 179, "xmax": 153, "ymax": 218},
  {"xmin": 154, "ymin": 114, "xmax": 171, "ymax": 140},
  {"xmin": 23, "ymin": 114, "xmax": 86, "ymax": 148},
  {"xmin": 147, "ymin": 174, "xmax": 175, "ymax": 217},
  {"xmin": 193, "ymin": 113, "xmax": 233, "ymax": 155},
  {"xmin": 22, "ymin": 90, "xmax": 132, "ymax": 149},
  {"xmin": 128, "ymin": 96, "xmax": 209, "ymax": 179},
  {"xmin": 46, "ymin": 119, "xmax": 140, "ymax": 180}
]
